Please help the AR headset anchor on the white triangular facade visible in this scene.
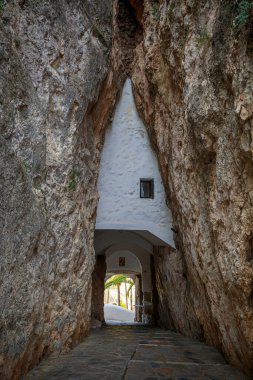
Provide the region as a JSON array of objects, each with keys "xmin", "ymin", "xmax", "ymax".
[{"xmin": 96, "ymin": 79, "xmax": 174, "ymax": 248}]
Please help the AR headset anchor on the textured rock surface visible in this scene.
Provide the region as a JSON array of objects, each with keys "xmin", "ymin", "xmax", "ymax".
[
  {"xmin": 130, "ymin": 0, "xmax": 253, "ymax": 375},
  {"xmin": 0, "ymin": 1, "xmax": 115, "ymax": 379}
]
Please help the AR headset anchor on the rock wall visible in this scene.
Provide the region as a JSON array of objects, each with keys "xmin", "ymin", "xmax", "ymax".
[
  {"xmin": 130, "ymin": 0, "xmax": 253, "ymax": 375},
  {"xmin": 0, "ymin": 1, "xmax": 118, "ymax": 379}
]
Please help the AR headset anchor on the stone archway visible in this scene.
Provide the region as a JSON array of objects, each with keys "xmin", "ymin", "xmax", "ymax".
[
  {"xmin": 92, "ymin": 231, "xmax": 156, "ymax": 325},
  {"xmin": 105, "ymin": 249, "xmax": 142, "ymax": 323}
]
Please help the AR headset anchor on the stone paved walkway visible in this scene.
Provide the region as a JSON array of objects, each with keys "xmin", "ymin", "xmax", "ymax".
[{"xmin": 24, "ymin": 325, "xmax": 250, "ymax": 380}]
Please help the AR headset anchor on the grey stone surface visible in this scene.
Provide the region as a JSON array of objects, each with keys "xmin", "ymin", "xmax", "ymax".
[{"xmin": 23, "ymin": 325, "xmax": 249, "ymax": 380}]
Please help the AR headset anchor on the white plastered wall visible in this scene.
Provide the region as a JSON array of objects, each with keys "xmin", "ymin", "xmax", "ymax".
[{"xmin": 96, "ymin": 79, "xmax": 174, "ymax": 247}]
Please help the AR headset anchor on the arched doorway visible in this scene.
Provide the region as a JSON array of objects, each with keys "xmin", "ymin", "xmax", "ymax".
[
  {"xmin": 104, "ymin": 250, "xmax": 142, "ymax": 323},
  {"xmin": 92, "ymin": 230, "xmax": 155, "ymax": 326},
  {"xmin": 104, "ymin": 274, "xmax": 136, "ymax": 323}
]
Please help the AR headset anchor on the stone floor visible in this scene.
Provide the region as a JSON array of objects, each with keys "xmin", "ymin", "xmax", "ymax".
[{"xmin": 23, "ymin": 325, "xmax": 250, "ymax": 380}]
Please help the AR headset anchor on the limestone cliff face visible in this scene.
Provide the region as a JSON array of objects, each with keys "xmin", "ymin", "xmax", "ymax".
[
  {"xmin": 0, "ymin": 1, "xmax": 117, "ymax": 379},
  {"xmin": 131, "ymin": 0, "xmax": 253, "ymax": 374},
  {"xmin": 1, "ymin": 0, "xmax": 253, "ymax": 378}
]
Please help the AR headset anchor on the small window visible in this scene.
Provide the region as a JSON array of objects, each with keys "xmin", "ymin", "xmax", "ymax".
[
  {"xmin": 119, "ymin": 257, "xmax": 125, "ymax": 267},
  {"xmin": 140, "ymin": 178, "xmax": 154, "ymax": 199}
]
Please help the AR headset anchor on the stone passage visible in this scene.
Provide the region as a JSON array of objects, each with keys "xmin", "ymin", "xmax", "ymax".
[{"xmin": 23, "ymin": 326, "xmax": 249, "ymax": 380}]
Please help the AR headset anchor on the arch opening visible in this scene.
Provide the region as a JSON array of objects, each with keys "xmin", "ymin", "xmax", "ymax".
[
  {"xmin": 104, "ymin": 273, "xmax": 137, "ymax": 324},
  {"xmin": 104, "ymin": 250, "xmax": 143, "ymax": 324}
]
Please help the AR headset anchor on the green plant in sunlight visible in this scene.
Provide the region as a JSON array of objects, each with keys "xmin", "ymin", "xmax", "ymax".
[
  {"xmin": 105, "ymin": 275, "xmax": 135, "ymax": 309},
  {"xmin": 104, "ymin": 274, "xmax": 134, "ymax": 290}
]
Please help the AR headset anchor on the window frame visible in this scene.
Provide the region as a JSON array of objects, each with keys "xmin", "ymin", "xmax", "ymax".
[{"xmin": 140, "ymin": 178, "xmax": 154, "ymax": 199}]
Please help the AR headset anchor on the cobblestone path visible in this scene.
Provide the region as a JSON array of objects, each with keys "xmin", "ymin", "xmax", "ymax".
[{"xmin": 24, "ymin": 325, "xmax": 250, "ymax": 380}]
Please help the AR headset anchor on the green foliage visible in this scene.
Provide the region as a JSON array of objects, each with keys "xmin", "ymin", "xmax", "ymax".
[
  {"xmin": 120, "ymin": 301, "xmax": 127, "ymax": 308},
  {"xmin": 0, "ymin": 0, "xmax": 4, "ymax": 11},
  {"xmin": 235, "ymin": 1, "xmax": 253, "ymax": 28},
  {"xmin": 67, "ymin": 168, "xmax": 81, "ymax": 191},
  {"xmin": 104, "ymin": 275, "xmax": 134, "ymax": 290},
  {"xmin": 168, "ymin": 3, "xmax": 175, "ymax": 20},
  {"xmin": 151, "ymin": 3, "xmax": 160, "ymax": 19},
  {"xmin": 21, "ymin": 160, "xmax": 32, "ymax": 173},
  {"xmin": 196, "ymin": 31, "xmax": 210, "ymax": 47},
  {"xmin": 92, "ymin": 23, "xmax": 108, "ymax": 47}
]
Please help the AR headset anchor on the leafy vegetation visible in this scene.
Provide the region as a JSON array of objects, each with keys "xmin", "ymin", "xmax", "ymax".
[
  {"xmin": 67, "ymin": 169, "xmax": 81, "ymax": 191},
  {"xmin": 105, "ymin": 274, "xmax": 134, "ymax": 309},
  {"xmin": 168, "ymin": 2, "xmax": 175, "ymax": 20},
  {"xmin": 151, "ymin": 3, "xmax": 160, "ymax": 19},
  {"xmin": 235, "ymin": 0, "xmax": 253, "ymax": 28},
  {"xmin": 21, "ymin": 160, "xmax": 32, "ymax": 173},
  {"xmin": 0, "ymin": 0, "xmax": 4, "ymax": 11},
  {"xmin": 105, "ymin": 274, "xmax": 134, "ymax": 291},
  {"xmin": 196, "ymin": 31, "xmax": 210, "ymax": 47},
  {"xmin": 92, "ymin": 23, "xmax": 108, "ymax": 47}
]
